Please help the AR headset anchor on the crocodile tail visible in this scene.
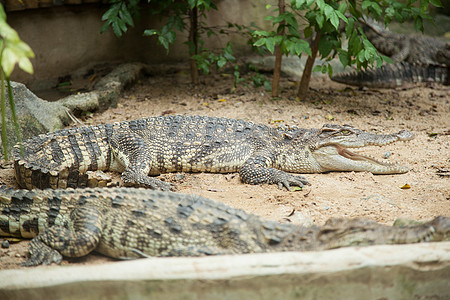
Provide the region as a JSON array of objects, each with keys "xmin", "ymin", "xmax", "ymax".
[
  {"xmin": 331, "ymin": 63, "xmax": 450, "ymax": 88},
  {"xmin": 13, "ymin": 124, "xmax": 113, "ymax": 189}
]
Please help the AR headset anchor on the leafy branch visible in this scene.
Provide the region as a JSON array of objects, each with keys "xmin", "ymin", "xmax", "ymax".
[{"xmin": 251, "ymin": 0, "xmax": 442, "ymax": 99}]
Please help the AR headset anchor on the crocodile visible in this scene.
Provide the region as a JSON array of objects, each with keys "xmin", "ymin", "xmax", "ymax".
[
  {"xmin": 332, "ymin": 18, "xmax": 450, "ymax": 88},
  {"xmin": 0, "ymin": 187, "xmax": 448, "ymax": 266},
  {"xmin": 13, "ymin": 115, "xmax": 415, "ymax": 191}
]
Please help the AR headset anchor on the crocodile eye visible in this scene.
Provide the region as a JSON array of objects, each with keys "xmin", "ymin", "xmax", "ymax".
[{"xmin": 341, "ymin": 130, "xmax": 350, "ymax": 135}]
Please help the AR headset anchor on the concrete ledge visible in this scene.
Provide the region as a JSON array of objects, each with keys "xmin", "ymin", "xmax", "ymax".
[{"xmin": 1, "ymin": 242, "xmax": 449, "ymax": 300}]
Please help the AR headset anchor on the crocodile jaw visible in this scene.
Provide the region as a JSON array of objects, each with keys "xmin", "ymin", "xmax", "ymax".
[{"xmin": 312, "ymin": 145, "xmax": 409, "ymax": 174}]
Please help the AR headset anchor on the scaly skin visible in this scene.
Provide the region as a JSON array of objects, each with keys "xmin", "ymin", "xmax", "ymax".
[
  {"xmin": 0, "ymin": 187, "xmax": 447, "ymax": 266},
  {"xmin": 360, "ymin": 18, "xmax": 448, "ymax": 66},
  {"xmin": 13, "ymin": 115, "xmax": 414, "ymax": 191},
  {"xmin": 332, "ymin": 62, "xmax": 449, "ymax": 88},
  {"xmin": 332, "ymin": 18, "xmax": 450, "ymax": 88}
]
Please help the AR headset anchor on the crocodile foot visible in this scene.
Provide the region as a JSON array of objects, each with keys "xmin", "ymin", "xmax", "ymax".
[
  {"xmin": 21, "ymin": 237, "xmax": 63, "ymax": 266},
  {"xmin": 275, "ymin": 172, "xmax": 311, "ymax": 191},
  {"xmin": 122, "ymin": 171, "xmax": 173, "ymax": 191}
]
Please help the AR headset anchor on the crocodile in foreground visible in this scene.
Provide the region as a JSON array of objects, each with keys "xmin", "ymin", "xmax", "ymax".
[
  {"xmin": 1, "ymin": 187, "xmax": 448, "ymax": 266},
  {"xmin": 13, "ymin": 115, "xmax": 414, "ymax": 191},
  {"xmin": 332, "ymin": 18, "xmax": 450, "ymax": 88}
]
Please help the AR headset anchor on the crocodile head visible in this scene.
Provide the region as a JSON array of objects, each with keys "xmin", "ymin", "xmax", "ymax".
[{"xmin": 304, "ymin": 124, "xmax": 414, "ymax": 174}]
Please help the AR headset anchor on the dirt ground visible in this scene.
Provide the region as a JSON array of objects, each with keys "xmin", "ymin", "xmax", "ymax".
[{"xmin": 0, "ymin": 68, "xmax": 449, "ymax": 269}]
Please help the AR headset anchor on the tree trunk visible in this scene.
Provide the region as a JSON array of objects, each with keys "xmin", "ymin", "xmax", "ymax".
[
  {"xmin": 271, "ymin": 0, "xmax": 285, "ymax": 97},
  {"xmin": 188, "ymin": 6, "xmax": 199, "ymax": 84},
  {"xmin": 297, "ymin": 31, "xmax": 321, "ymax": 100}
]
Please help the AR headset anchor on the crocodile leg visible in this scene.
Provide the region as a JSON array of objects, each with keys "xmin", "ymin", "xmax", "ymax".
[
  {"xmin": 239, "ymin": 153, "xmax": 310, "ymax": 191},
  {"xmin": 110, "ymin": 133, "xmax": 173, "ymax": 191},
  {"xmin": 22, "ymin": 205, "xmax": 103, "ymax": 266},
  {"xmin": 390, "ymin": 38, "xmax": 410, "ymax": 63}
]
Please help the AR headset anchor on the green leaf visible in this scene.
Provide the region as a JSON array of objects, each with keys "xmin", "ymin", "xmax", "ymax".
[
  {"xmin": 330, "ymin": 11, "xmax": 339, "ymax": 29},
  {"xmin": 18, "ymin": 56, "xmax": 33, "ymax": 74},
  {"xmin": 338, "ymin": 3, "xmax": 347, "ymax": 14},
  {"xmin": 313, "ymin": 65, "xmax": 323, "ymax": 72},
  {"xmin": 292, "ymin": 0, "xmax": 306, "ymax": 9},
  {"xmin": 166, "ymin": 31, "xmax": 176, "ymax": 45},
  {"xmin": 357, "ymin": 50, "xmax": 366, "ymax": 62},
  {"xmin": 217, "ymin": 57, "xmax": 227, "ymax": 68},
  {"xmin": 274, "ymin": 35, "xmax": 283, "ymax": 45},
  {"xmin": 117, "ymin": 18, "xmax": 127, "ymax": 33},
  {"xmin": 375, "ymin": 56, "xmax": 383, "ymax": 67},
  {"xmin": 324, "ymin": 5, "xmax": 333, "ymax": 17},
  {"xmin": 111, "ymin": 19, "xmax": 123, "ymax": 37},
  {"xmin": 1, "ymin": 48, "xmax": 18, "ymax": 76},
  {"xmin": 316, "ymin": 0, "xmax": 325, "ymax": 11},
  {"xmin": 429, "ymin": 0, "xmax": 442, "ymax": 7},
  {"xmin": 263, "ymin": 80, "xmax": 272, "ymax": 91},
  {"xmin": 119, "ymin": 8, "xmax": 134, "ymax": 27},
  {"xmin": 101, "ymin": 5, "xmax": 120, "ymax": 21},
  {"xmin": 0, "ymin": 16, "xmax": 35, "ymax": 76},
  {"xmin": 318, "ymin": 37, "xmax": 332, "ymax": 57},
  {"xmin": 143, "ymin": 29, "xmax": 158, "ymax": 36},
  {"xmin": 295, "ymin": 39, "xmax": 311, "ymax": 56},
  {"xmin": 304, "ymin": 27, "xmax": 313, "ymax": 38},
  {"xmin": 265, "ymin": 37, "xmax": 275, "ymax": 53},
  {"xmin": 0, "ymin": 5, "xmax": 6, "ymax": 20},
  {"xmin": 370, "ymin": 2, "xmax": 382, "ymax": 16},
  {"xmin": 381, "ymin": 55, "xmax": 393, "ymax": 64},
  {"xmin": 159, "ymin": 37, "xmax": 168, "ymax": 50},
  {"xmin": 100, "ymin": 21, "xmax": 111, "ymax": 34},
  {"xmin": 253, "ymin": 30, "xmax": 269, "ymax": 37},
  {"xmin": 335, "ymin": 10, "xmax": 347, "ymax": 23},
  {"xmin": 338, "ymin": 52, "xmax": 349, "ymax": 67},
  {"xmin": 414, "ymin": 17, "xmax": 423, "ymax": 32},
  {"xmin": 253, "ymin": 38, "xmax": 266, "ymax": 47},
  {"xmin": 285, "ymin": 13, "xmax": 299, "ymax": 30},
  {"xmin": 316, "ymin": 14, "xmax": 324, "ymax": 28},
  {"xmin": 361, "ymin": 0, "xmax": 370, "ymax": 10},
  {"xmin": 327, "ymin": 64, "xmax": 333, "ymax": 77}
]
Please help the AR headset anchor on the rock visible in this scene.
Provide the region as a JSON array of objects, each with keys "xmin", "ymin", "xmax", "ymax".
[
  {"xmin": 59, "ymin": 63, "xmax": 145, "ymax": 112},
  {"xmin": 0, "ymin": 81, "xmax": 68, "ymax": 158},
  {"xmin": 1, "ymin": 240, "xmax": 9, "ymax": 249},
  {"xmin": 0, "ymin": 63, "xmax": 145, "ymax": 159}
]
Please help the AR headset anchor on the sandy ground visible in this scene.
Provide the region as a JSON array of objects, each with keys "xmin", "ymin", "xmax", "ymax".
[{"xmin": 0, "ymin": 68, "xmax": 449, "ymax": 268}]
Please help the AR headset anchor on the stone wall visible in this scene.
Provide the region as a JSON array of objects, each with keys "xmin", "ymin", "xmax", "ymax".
[{"xmin": 6, "ymin": 1, "xmax": 274, "ymax": 89}]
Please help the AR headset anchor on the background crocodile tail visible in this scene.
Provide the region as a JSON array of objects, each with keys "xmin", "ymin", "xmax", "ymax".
[
  {"xmin": 331, "ymin": 63, "xmax": 449, "ymax": 88},
  {"xmin": 13, "ymin": 124, "xmax": 113, "ymax": 189}
]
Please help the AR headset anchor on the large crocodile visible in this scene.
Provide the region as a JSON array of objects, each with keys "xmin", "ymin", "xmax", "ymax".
[
  {"xmin": 0, "ymin": 187, "xmax": 447, "ymax": 266},
  {"xmin": 13, "ymin": 115, "xmax": 414, "ymax": 191},
  {"xmin": 13, "ymin": 115, "xmax": 415, "ymax": 191},
  {"xmin": 332, "ymin": 18, "xmax": 450, "ymax": 88}
]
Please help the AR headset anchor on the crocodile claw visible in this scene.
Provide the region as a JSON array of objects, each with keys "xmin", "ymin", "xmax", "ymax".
[
  {"xmin": 21, "ymin": 238, "xmax": 63, "ymax": 266},
  {"xmin": 276, "ymin": 174, "xmax": 310, "ymax": 191},
  {"xmin": 121, "ymin": 170, "xmax": 174, "ymax": 191}
]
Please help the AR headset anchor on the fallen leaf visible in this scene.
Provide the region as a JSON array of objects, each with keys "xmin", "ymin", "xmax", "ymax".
[
  {"xmin": 400, "ymin": 184, "xmax": 411, "ymax": 189},
  {"xmin": 161, "ymin": 110, "xmax": 176, "ymax": 116}
]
